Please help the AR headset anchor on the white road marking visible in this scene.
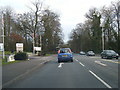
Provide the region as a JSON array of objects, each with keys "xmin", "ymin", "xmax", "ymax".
[
  {"xmin": 79, "ymin": 62, "xmax": 85, "ymax": 67},
  {"xmin": 40, "ymin": 62, "xmax": 45, "ymax": 64},
  {"xmin": 90, "ymin": 56, "xmax": 100, "ymax": 59},
  {"xmin": 95, "ymin": 61, "xmax": 107, "ymax": 67},
  {"xmin": 89, "ymin": 56, "xmax": 119, "ymax": 64},
  {"xmin": 101, "ymin": 59, "xmax": 119, "ymax": 64},
  {"xmin": 58, "ymin": 63, "xmax": 64, "ymax": 68},
  {"xmin": 40, "ymin": 61, "xmax": 48, "ymax": 64},
  {"xmin": 89, "ymin": 70, "xmax": 112, "ymax": 88},
  {"xmin": 75, "ymin": 59, "xmax": 78, "ymax": 62}
]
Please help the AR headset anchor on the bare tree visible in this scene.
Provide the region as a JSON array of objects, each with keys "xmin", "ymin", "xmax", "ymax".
[
  {"xmin": 0, "ymin": 6, "xmax": 17, "ymax": 51},
  {"xmin": 30, "ymin": 0, "xmax": 44, "ymax": 54},
  {"xmin": 112, "ymin": 1, "xmax": 120, "ymax": 53},
  {"xmin": 17, "ymin": 0, "xmax": 44, "ymax": 53}
]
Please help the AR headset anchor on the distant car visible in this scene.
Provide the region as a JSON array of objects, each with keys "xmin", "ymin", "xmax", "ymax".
[
  {"xmin": 101, "ymin": 50, "xmax": 119, "ymax": 59},
  {"xmin": 86, "ymin": 51, "xmax": 95, "ymax": 56},
  {"xmin": 58, "ymin": 48, "xmax": 73, "ymax": 63},
  {"xmin": 79, "ymin": 51, "xmax": 86, "ymax": 55}
]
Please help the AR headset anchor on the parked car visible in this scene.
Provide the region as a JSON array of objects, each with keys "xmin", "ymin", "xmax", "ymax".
[
  {"xmin": 101, "ymin": 50, "xmax": 119, "ymax": 59},
  {"xmin": 58, "ymin": 48, "xmax": 73, "ymax": 63},
  {"xmin": 86, "ymin": 51, "xmax": 95, "ymax": 56},
  {"xmin": 79, "ymin": 51, "xmax": 86, "ymax": 55}
]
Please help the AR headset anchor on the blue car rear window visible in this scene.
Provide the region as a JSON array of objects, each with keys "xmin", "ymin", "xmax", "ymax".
[{"xmin": 60, "ymin": 49, "xmax": 71, "ymax": 53}]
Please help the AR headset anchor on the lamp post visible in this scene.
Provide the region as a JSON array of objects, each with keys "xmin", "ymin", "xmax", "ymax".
[
  {"xmin": 33, "ymin": 33, "xmax": 35, "ymax": 54},
  {"xmin": 40, "ymin": 34, "xmax": 42, "ymax": 51},
  {"xmin": 1, "ymin": 14, "xmax": 5, "ymax": 59},
  {"xmin": 100, "ymin": 18, "xmax": 105, "ymax": 51},
  {"xmin": 39, "ymin": 30, "xmax": 44, "ymax": 54},
  {"xmin": 118, "ymin": 5, "xmax": 120, "ymax": 53},
  {"xmin": 2, "ymin": 14, "xmax": 5, "ymax": 59},
  {"xmin": 102, "ymin": 26, "xmax": 105, "ymax": 51}
]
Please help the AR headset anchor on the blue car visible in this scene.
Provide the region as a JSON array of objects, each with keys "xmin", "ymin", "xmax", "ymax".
[{"xmin": 58, "ymin": 48, "xmax": 73, "ymax": 63}]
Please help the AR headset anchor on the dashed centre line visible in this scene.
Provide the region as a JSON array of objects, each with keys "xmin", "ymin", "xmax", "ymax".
[
  {"xmin": 75, "ymin": 59, "xmax": 85, "ymax": 67},
  {"xmin": 75, "ymin": 59, "xmax": 78, "ymax": 62},
  {"xmin": 89, "ymin": 70, "xmax": 112, "ymax": 88},
  {"xmin": 79, "ymin": 62, "xmax": 85, "ymax": 67},
  {"xmin": 75, "ymin": 58, "xmax": 113, "ymax": 88},
  {"xmin": 68, "ymin": 58, "xmax": 113, "ymax": 88}
]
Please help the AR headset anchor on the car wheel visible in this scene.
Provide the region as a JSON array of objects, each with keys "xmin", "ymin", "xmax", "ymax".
[
  {"xmin": 116, "ymin": 57, "xmax": 118, "ymax": 59},
  {"xmin": 58, "ymin": 61, "xmax": 60, "ymax": 63},
  {"xmin": 71, "ymin": 60, "xmax": 73, "ymax": 62},
  {"xmin": 105, "ymin": 56, "xmax": 108, "ymax": 59},
  {"xmin": 101, "ymin": 56, "xmax": 103, "ymax": 59}
]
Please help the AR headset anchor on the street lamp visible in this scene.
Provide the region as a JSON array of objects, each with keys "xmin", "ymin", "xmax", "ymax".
[
  {"xmin": 102, "ymin": 26, "xmax": 105, "ymax": 51},
  {"xmin": 1, "ymin": 14, "xmax": 5, "ymax": 59},
  {"xmin": 118, "ymin": 5, "xmax": 120, "ymax": 52},
  {"xmin": 39, "ymin": 30, "xmax": 44, "ymax": 53},
  {"xmin": 32, "ymin": 33, "xmax": 35, "ymax": 54},
  {"xmin": 100, "ymin": 18, "xmax": 105, "ymax": 51}
]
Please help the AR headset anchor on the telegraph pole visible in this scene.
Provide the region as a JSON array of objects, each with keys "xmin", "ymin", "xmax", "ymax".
[
  {"xmin": 40, "ymin": 34, "xmax": 42, "ymax": 51},
  {"xmin": 2, "ymin": 14, "xmax": 5, "ymax": 59},
  {"xmin": 118, "ymin": 5, "xmax": 120, "ymax": 53},
  {"xmin": 33, "ymin": 33, "xmax": 35, "ymax": 54}
]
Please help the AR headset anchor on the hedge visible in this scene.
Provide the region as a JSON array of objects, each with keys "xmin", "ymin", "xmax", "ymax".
[{"xmin": 14, "ymin": 52, "xmax": 28, "ymax": 60}]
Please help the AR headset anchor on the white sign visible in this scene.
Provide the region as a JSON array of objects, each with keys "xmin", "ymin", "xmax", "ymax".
[
  {"xmin": 16, "ymin": 43, "xmax": 23, "ymax": 47},
  {"xmin": 0, "ymin": 43, "xmax": 3, "ymax": 51},
  {"xmin": 8, "ymin": 54, "xmax": 15, "ymax": 62},
  {"xmin": 16, "ymin": 43, "xmax": 23, "ymax": 52},
  {"xmin": 34, "ymin": 47, "xmax": 41, "ymax": 51}
]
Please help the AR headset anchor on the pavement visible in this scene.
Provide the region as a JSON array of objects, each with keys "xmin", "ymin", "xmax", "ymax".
[{"xmin": 2, "ymin": 54, "xmax": 56, "ymax": 88}]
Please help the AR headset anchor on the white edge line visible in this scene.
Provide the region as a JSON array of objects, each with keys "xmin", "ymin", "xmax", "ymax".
[
  {"xmin": 89, "ymin": 70, "xmax": 112, "ymax": 88},
  {"xmin": 79, "ymin": 62, "xmax": 85, "ymax": 67}
]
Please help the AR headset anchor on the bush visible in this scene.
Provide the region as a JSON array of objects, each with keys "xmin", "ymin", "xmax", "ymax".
[
  {"xmin": 5, "ymin": 51, "xmax": 11, "ymax": 55},
  {"xmin": 14, "ymin": 52, "xmax": 28, "ymax": 60}
]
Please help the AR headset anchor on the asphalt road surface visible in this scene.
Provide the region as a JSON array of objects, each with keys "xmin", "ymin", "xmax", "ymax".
[{"xmin": 7, "ymin": 54, "xmax": 119, "ymax": 88}]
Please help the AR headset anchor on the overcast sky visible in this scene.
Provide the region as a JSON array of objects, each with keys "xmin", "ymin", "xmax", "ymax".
[{"xmin": 0, "ymin": 0, "xmax": 117, "ymax": 42}]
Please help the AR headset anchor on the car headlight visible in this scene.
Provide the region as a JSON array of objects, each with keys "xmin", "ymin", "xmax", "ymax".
[{"xmin": 116, "ymin": 54, "xmax": 119, "ymax": 56}]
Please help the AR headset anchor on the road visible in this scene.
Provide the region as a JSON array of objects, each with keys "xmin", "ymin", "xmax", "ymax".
[{"xmin": 6, "ymin": 54, "xmax": 119, "ymax": 88}]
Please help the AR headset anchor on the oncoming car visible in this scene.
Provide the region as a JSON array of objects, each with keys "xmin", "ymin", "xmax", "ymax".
[
  {"xmin": 58, "ymin": 48, "xmax": 73, "ymax": 63},
  {"xmin": 101, "ymin": 50, "xmax": 119, "ymax": 59},
  {"xmin": 86, "ymin": 51, "xmax": 95, "ymax": 56},
  {"xmin": 79, "ymin": 51, "xmax": 86, "ymax": 55}
]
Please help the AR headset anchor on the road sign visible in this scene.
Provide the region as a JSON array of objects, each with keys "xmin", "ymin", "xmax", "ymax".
[
  {"xmin": 16, "ymin": 43, "xmax": 23, "ymax": 52},
  {"xmin": 0, "ymin": 43, "xmax": 3, "ymax": 51},
  {"xmin": 34, "ymin": 47, "xmax": 41, "ymax": 51}
]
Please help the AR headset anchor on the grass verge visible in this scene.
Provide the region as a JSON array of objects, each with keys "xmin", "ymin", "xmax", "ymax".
[
  {"xmin": 1, "ymin": 58, "xmax": 27, "ymax": 65},
  {"xmin": 2, "ymin": 58, "xmax": 22, "ymax": 65},
  {"xmin": 45, "ymin": 54, "xmax": 54, "ymax": 56}
]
